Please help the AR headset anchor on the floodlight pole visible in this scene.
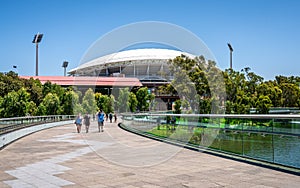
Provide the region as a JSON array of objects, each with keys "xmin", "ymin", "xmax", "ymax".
[
  {"xmin": 32, "ymin": 33, "xmax": 43, "ymax": 76},
  {"xmin": 62, "ymin": 61, "xmax": 69, "ymax": 76},
  {"xmin": 227, "ymin": 43, "xmax": 233, "ymax": 70},
  {"xmin": 35, "ymin": 43, "xmax": 39, "ymax": 76},
  {"xmin": 13, "ymin": 65, "xmax": 18, "ymax": 74}
]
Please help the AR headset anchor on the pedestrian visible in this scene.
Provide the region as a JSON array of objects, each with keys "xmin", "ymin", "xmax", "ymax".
[
  {"xmin": 75, "ymin": 113, "xmax": 82, "ymax": 133},
  {"xmin": 106, "ymin": 113, "xmax": 108, "ymax": 121},
  {"xmin": 84, "ymin": 113, "xmax": 90, "ymax": 133},
  {"xmin": 114, "ymin": 113, "xmax": 117, "ymax": 122},
  {"xmin": 97, "ymin": 109, "xmax": 105, "ymax": 132},
  {"xmin": 109, "ymin": 113, "xmax": 113, "ymax": 123}
]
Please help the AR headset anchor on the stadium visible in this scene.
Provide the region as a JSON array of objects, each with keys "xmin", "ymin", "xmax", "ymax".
[
  {"xmin": 68, "ymin": 48, "xmax": 196, "ymax": 85},
  {"xmin": 67, "ymin": 48, "xmax": 197, "ymax": 110}
]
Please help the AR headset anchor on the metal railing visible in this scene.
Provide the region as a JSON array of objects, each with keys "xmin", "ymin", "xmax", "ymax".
[
  {"xmin": 121, "ymin": 113, "xmax": 300, "ymax": 171},
  {"xmin": 0, "ymin": 115, "xmax": 76, "ymax": 135}
]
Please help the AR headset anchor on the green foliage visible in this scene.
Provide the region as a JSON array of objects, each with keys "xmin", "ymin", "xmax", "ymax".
[
  {"xmin": 82, "ymin": 88, "xmax": 98, "ymax": 114},
  {"xmin": 174, "ymin": 100, "xmax": 181, "ymax": 114},
  {"xmin": 0, "ymin": 71, "xmax": 24, "ymax": 98},
  {"xmin": 0, "ymin": 88, "xmax": 33, "ymax": 117},
  {"xmin": 40, "ymin": 93, "xmax": 61, "ymax": 115},
  {"xmin": 166, "ymin": 55, "xmax": 300, "ymax": 114},
  {"xmin": 280, "ymin": 83, "xmax": 300, "ymax": 107},
  {"xmin": 129, "ymin": 92, "xmax": 138, "ymax": 112},
  {"xmin": 36, "ymin": 103, "xmax": 46, "ymax": 116},
  {"xmin": 0, "ymin": 97, "xmax": 3, "ymax": 117},
  {"xmin": 95, "ymin": 93, "xmax": 114, "ymax": 113},
  {"xmin": 61, "ymin": 90, "xmax": 81, "ymax": 115},
  {"xmin": 198, "ymin": 97, "xmax": 211, "ymax": 114},
  {"xmin": 255, "ymin": 95, "xmax": 273, "ymax": 114},
  {"xmin": 117, "ymin": 88, "xmax": 130, "ymax": 112},
  {"xmin": 26, "ymin": 101, "xmax": 37, "ymax": 116},
  {"xmin": 1, "ymin": 58, "xmax": 300, "ymax": 118},
  {"xmin": 24, "ymin": 78, "xmax": 43, "ymax": 105},
  {"xmin": 136, "ymin": 87, "xmax": 154, "ymax": 111}
]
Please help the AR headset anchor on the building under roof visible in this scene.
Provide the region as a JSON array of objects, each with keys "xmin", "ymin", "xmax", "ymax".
[
  {"xmin": 66, "ymin": 48, "xmax": 196, "ymax": 110},
  {"xmin": 20, "ymin": 76, "xmax": 142, "ymax": 87}
]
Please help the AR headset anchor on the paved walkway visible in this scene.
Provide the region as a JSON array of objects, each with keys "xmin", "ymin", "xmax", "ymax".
[{"xmin": 0, "ymin": 120, "xmax": 299, "ymax": 188}]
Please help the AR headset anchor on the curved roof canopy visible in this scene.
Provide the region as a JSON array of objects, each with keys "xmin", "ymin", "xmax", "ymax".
[{"xmin": 68, "ymin": 48, "xmax": 196, "ymax": 75}]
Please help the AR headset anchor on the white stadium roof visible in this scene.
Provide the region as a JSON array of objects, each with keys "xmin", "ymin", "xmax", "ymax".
[{"xmin": 69, "ymin": 48, "xmax": 196, "ymax": 75}]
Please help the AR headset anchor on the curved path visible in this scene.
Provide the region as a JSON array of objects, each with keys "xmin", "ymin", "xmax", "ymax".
[{"xmin": 0, "ymin": 120, "xmax": 299, "ymax": 188}]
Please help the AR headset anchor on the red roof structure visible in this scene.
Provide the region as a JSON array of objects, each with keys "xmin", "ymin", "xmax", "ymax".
[{"xmin": 20, "ymin": 76, "xmax": 142, "ymax": 87}]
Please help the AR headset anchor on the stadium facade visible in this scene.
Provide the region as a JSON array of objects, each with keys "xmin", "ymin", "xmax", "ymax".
[{"xmin": 68, "ymin": 48, "xmax": 196, "ymax": 110}]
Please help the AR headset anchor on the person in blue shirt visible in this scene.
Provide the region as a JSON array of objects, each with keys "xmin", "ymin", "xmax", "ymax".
[
  {"xmin": 97, "ymin": 109, "xmax": 105, "ymax": 132},
  {"xmin": 75, "ymin": 113, "xmax": 83, "ymax": 133}
]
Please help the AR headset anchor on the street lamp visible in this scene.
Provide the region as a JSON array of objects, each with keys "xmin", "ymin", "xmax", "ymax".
[
  {"xmin": 32, "ymin": 33, "xmax": 43, "ymax": 76},
  {"xmin": 227, "ymin": 43, "xmax": 233, "ymax": 69},
  {"xmin": 62, "ymin": 61, "xmax": 69, "ymax": 76}
]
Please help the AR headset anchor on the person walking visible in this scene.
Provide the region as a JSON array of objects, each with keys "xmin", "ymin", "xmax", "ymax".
[
  {"xmin": 92, "ymin": 113, "xmax": 95, "ymax": 121},
  {"xmin": 105, "ymin": 113, "xmax": 108, "ymax": 121},
  {"xmin": 84, "ymin": 113, "xmax": 90, "ymax": 133},
  {"xmin": 75, "ymin": 113, "xmax": 83, "ymax": 133},
  {"xmin": 109, "ymin": 112, "xmax": 113, "ymax": 123},
  {"xmin": 114, "ymin": 113, "xmax": 117, "ymax": 122},
  {"xmin": 97, "ymin": 109, "xmax": 105, "ymax": 132}
]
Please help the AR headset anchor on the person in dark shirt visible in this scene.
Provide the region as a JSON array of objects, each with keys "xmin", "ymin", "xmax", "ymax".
[
  {"xmin": 109, "ymin": 113, "xmax": 113, "ymax": 123},
  {"xmin": 114, "ymin": 113, "xmax": 117, "ymax": 122},
  {"xmin": 84, "ymin": 113, "xmax": 90, "ymax": 133}
]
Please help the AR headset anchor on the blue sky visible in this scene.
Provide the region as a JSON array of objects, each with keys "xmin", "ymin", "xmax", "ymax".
[{"xmin": 0, "ymin": 0, "xmax": 300, "ymax": 81}]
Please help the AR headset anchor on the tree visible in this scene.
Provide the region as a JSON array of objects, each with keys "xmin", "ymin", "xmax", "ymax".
[
  {"xmin": 0, "ymin": 96, "xmax": 3, "ymax": 116},
  {"xmin": 128, "ymin": 92, "xmax": 138, "ymax": 112},
  {"xmin": 82, "ymin": 88, "xmax": 98, "ymax": 114},
  {"xmin": 106, "ymin": 95, "xmax": 115, "ymax": 114},
  {"xmin": 198, "ymin": 97, "xmax": 211, "ymax": 114},
  {"xmin": 257, "ymin": 82, "xmax": 283, "ymax": 107},
  {"xmin": 117, "ymin": 88, "xmax": 130, "ymax": 112},
  {"xmin": 1, "ymin": 90, "xmax": 20, "ymax": 117},
  {"xmin": 42, "ymin": 81, "xmax": 65, "ymax": 100},
  {"xmin": 157, "ymin": 84, "xmax": 177, "ymax": 96},
  {"xmin": 27, "ymin": 101, "xmax": 38, "ymax": 116},
  {"xmin": 36, "ymin": 103, "xmax": 46, "ymax": 116},
  {"xmin": 136, "ymin": 87, "xmax": 154, "ymax": 111},
  {"xmin": 0, "ymin": 71, "xmax": 24, "ymax": 98},
  {"xmin": 280, "ymin": 83, "xmax": 300, "ymax": 107},
  {"xmin": 24, "ymin": 77, "xmax": 43, "ymax": 106},
  {"xmin": 15, "ymin": 88, "xmax": 31, "ymax": 116},
  {"xmin": 61, "ymin": 90, "xmax": 81, "ymax": 115},
  {"xmin": 95, "ymin": 93, "xmax": 114, "ymax": 113},
  {"xmin": 256, "ymin": 95, "xmax": 272, "ymax": 114},
  {"xmin": 174, "ymin": 100, "xmax": 181, "ymax": 114},
  {"xmin": 95, "ymin": 93, "xmax": 105, "ymax": 111},
  {"xmin": 242, "ymin": 67, "xmax": 264, "ymax": 94},
  {"xmin": 0, "ymin": 88, "xmax": 33, "ymax": 117},
  {"xmin": 168, "ymin": 55, "xmax": 225, "ymax": 114},
  {"xmin": 168, "ymin": 55, "xmax": 201, "ymax": 112},
  {"xmin": 40, "ymin": 93, "xmax": 61, "ymax": 115}
]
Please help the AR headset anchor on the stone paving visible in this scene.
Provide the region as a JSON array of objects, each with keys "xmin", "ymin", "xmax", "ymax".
[{"xmin": 0, "ymin": 120, "xmax": 299, "ymax": 188}]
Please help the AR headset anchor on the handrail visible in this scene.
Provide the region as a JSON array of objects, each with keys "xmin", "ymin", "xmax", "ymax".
[
  {"xmin": 0, "ymin": 115, "xmax": 76, "ymax": 135},
  {"xmin": 121, "ymin": 113, "xmax": 300, "ymax": 170},
  {"xmin": 124, "ymin": 113, "xmax": 300, "ymax": 119},
  {"xmin": 0, "ymin": 115, "xmax": 76, "ymax": 121}
]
